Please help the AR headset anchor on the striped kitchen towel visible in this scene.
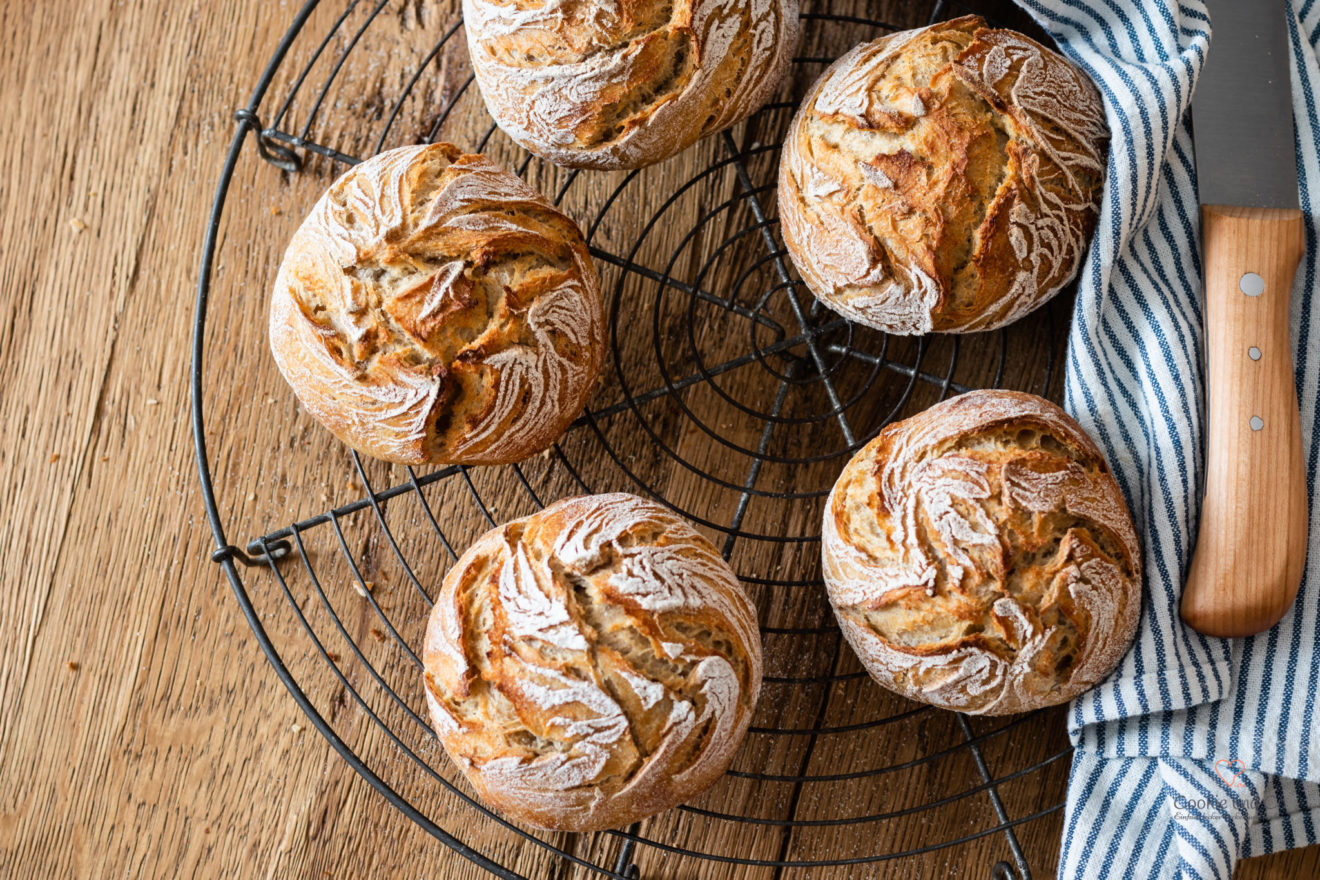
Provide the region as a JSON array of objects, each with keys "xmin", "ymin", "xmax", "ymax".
[{"xmin": 1009, "ymin": 0, "xmax": 1320, "ymax": 877}]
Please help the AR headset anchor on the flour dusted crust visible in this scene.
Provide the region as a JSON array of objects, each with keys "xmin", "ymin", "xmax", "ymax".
[
  {"xmin": 269, "ymin": 143, "xmax": 605, "ymax": 465},
  {"xmin": 423, "ymin": 493, "xmax": 762, "ymax": 830},
  {"xmin": 778, "ymin": 16, "xmax": 1108, "ymax": 334},
  {"xmin": 462, "ymin": 0, "xmax": 799, "ymax": 169},
  {"xmin": 822, "ymin": 391, "xmax": 1140, "ymax": 715}
]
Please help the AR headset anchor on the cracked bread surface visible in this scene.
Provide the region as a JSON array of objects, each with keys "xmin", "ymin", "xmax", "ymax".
[
  {"xmin": 423, "ymin": 492, "xmax": 762, "ymax": 830},
  {"xmin": 778, "ymin": 16, "xmax": 1108, "ymax": 334},
  {"xmin": 269, "ymin": 143, "xmax": 605, "ymax": 465},
  {"xmin": 822, "ymin": 390, "xmax": 1140, "ymax": 715},
  {"xmin": 463, "ymin": 0, "xmax": 799, "ymax": 169}
]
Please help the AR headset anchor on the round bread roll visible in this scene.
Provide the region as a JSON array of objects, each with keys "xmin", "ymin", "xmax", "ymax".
[
  {"xmin": 778, "ymin": 16, "xmax": 1108, "ymax": 334},
  {"xmin": 269, "ymin": 143, "xmax": 605, "ymax": 465},
  {"xmin": 462, "ymin": 0, "xmax": 799, "ymax": 169},
  {"xmin": 423, "ymin": 493, "xmax": 762, "ymax": 831},
  {"xmin": 822, "ymin": 390, "xmax": 1140, "ymax": 715}
]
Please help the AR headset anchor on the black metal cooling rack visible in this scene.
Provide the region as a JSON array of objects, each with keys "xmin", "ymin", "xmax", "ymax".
[{"xmin": 193, "ymin": 1, "xmax": 1078, "ymax": 877}]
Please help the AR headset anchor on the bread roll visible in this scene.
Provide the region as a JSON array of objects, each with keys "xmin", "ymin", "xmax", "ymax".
[
  {"xmin": 462, "ymin": 0, "xmax": 799, "ymax": 169},
  {"xmin": 269, "ymin": 143, "xmax": 605, "ymax": 465},
  {"xmin": 822, "ymin": 390, "xmax": 1140, "ymax": 715},
  {"xmin": 423, "ymin": 493, "xmax": 762, "ymax": 831},
  {"xmin": 778, "ymin": 16, "xmax": 1108, "ymax": 334}
]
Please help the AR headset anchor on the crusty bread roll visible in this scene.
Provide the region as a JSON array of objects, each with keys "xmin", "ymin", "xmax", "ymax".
[
  {"xmin": 778, "ymin": 16, "xmax": 1108, "ymax": 334},
  {"xmin": 269, "ymin": 143, "xmax": 605, "ymax": 465},
  {"xmin": 423, "ymin": 493, "xmax": 762, "ymax": 831},
  {"xmin": 822, "ymin": 390, "xmax": 1140, "ymax": 715},
  {"xmin": 462, "ymin": 0, "xmax": 799, "ymax": 169}
]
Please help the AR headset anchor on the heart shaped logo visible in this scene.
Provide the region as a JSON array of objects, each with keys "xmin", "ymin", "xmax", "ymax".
[{"xmin": 1215, "ymin": 758, "xmax": 1246, "ymax": 788}]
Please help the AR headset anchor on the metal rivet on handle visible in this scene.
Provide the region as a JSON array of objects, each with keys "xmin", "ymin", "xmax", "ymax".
[
  {"xmin": 1248, "ymin": 346, "xmax": 1262, "ymax": 360},
  {"xmin": 1250, "ymin": 416, "xmax": 1265, "ymax": 431},
  {"xmin": 1240, "ymin": 272, "xmax": 1265, "ymax": 296}
]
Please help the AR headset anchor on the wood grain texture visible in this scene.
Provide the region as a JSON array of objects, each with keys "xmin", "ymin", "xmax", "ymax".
[
  {"xmin": 1182, "ymin": 205, "xmax": 1308, "ymax": 637},
  {"xmin": 0, "ymin": 0, "xmax": 1313, "ymax": 878}
]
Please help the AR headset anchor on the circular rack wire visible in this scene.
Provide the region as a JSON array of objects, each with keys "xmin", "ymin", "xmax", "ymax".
[{"xmin": 193, "ymin": 1, "xmax": 1079, "ymax": 877}]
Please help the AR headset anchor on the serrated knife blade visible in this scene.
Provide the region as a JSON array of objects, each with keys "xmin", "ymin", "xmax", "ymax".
[{"xmin": 1192, "ymin": 0, "xmax": 1299, "ymax": 209}]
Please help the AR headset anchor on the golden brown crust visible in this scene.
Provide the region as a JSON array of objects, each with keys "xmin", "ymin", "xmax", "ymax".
[
  {"xmin": 822, "ymin": 390, "xmax": 1141, "ymax": 715},
  {"xmin": 463, "ymin": 0, "xmax": 799, "ymax": 169},
  {"xmin": 778, "ymin": 16, "xmax": 1108, "ymax": 334},
  {"xmin": 423, "ymin": 493, "xmax": 762, "ymax": 831},
  {"xmin": 269, "ymin": 144, "xmax": 605, "ymax": 465}
]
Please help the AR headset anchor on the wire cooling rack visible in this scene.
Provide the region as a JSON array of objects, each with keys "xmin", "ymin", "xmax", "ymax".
[{"xmin": 193, "ymin": 0, "xmax": 1079, "ymax": 877}]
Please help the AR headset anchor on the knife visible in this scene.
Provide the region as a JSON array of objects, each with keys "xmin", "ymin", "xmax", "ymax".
[{"xmin": 1183, "ymin": 0, "xmax": 1308, "ymax": 637}]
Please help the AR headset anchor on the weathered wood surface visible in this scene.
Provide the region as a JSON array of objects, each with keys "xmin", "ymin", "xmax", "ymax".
[{"xmin": 0, "ymin": 0, "xmax": 1315, "ymax": 877}]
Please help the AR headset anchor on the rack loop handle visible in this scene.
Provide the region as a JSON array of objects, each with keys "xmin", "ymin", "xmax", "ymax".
[
  {"xmin": 211, "ymin": 541, "xmax": 290, "ymax": 568},
  {"xmin": 234, "ymin": 108, "xmax": 303, "ymax": 173}
]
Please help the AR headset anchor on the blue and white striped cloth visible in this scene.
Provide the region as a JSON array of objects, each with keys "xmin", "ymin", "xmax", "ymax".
[{"xmin": 1011, "ymin": 1, "xmax": 1320, "ymax": 877}]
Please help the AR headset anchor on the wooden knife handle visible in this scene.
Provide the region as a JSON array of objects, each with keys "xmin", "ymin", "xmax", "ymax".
[{"xmin": 1181, "ymin": 205, "xmax": 1308, "ymax": 637}]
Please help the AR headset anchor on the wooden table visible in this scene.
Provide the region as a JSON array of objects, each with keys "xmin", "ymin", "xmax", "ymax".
[{"xmin": 1, "ymin": 0, "xmax": 1315, "ymax": 876}]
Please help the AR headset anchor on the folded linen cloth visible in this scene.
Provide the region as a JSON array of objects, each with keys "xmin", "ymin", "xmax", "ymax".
[{"xmin": 1009, "ymin": 1, "xmax": 1320, "ymax": 876}]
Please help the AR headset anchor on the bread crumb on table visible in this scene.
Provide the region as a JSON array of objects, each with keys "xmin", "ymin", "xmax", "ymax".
[
  {"xmin": 68, "ymin": 218, "xmax": 86, "ymax": 233},
  {"xmin": 49, "ymin": 453, "xmax": 60, "ymax": 463},
  {"xmin": 66, "ymin": 661, "xmax": 79, "ymax": 672}
]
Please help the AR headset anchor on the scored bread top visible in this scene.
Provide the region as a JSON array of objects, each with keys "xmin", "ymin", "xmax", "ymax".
[
  {"xmin": 823, "ymin": 391, "xmax": 1141, "ymax": 715},
  {"xmin": 779, "ymin": 16, "xmax": 1108, "ymax": 334},
  {"xmin": 462, "ymin": 0, "xmax": 799, "ymax": 169},
  {"xmin": 269, "ymin": 143, "xmax": 605, "ymax": 465},
  {"xmin": 424, "ymin": 493, "xmax": 762, "ymax": 831}
]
